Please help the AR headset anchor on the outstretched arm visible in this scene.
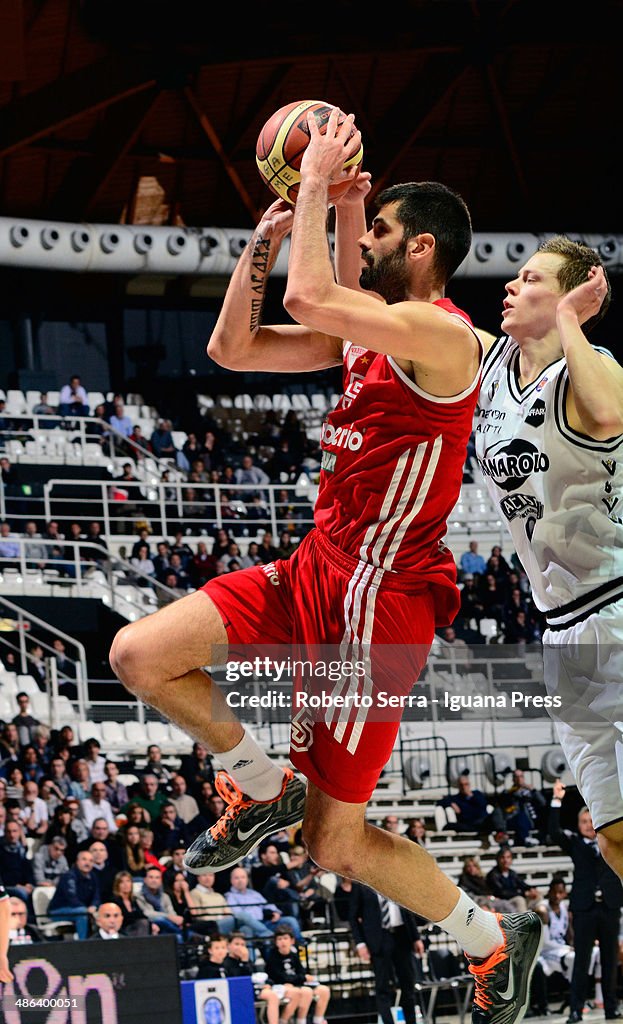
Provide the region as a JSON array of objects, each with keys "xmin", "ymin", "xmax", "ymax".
[
  {"xmin": 333, "ymin": 170, "xmax": 380, "ymax": 295},
  {"xmin": 558, "ymin": 265, "xmax": 623, "ymax": 439},
  {"xmin": 207, "ymin": 199, "xmax": 342, "ymax": 373}
]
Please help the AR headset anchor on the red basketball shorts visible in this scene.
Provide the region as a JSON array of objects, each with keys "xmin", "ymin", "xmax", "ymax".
[{"xmin": 201, "ymin": 528, "xmax": 435, "ymax": 803}]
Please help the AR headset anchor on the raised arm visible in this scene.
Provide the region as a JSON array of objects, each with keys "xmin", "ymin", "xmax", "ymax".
[
  {"xmin": 207, "ymin": 198, "xmax": 342, "ymax": 373},
  {"xmin": 557, "ymin": 265, "xmax": 623, "ymax": 439},
  {"xmin": 284, "ymin": 110, "xmax": 477, "ymax": 374}
]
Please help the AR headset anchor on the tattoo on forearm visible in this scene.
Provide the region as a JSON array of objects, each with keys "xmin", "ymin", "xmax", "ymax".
[{"xmin": 249, "ymin": 235, "xmax": 271, "ymax": 332}]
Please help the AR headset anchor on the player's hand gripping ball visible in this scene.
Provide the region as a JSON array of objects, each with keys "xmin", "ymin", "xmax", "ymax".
[{"xmin": 256, "ymin": 99, "xmax": 363, "ymax": 205}]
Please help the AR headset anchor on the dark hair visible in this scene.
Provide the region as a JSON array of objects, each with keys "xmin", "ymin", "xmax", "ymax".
[
  {"xmin": 537, "ymin": 235, "xmax": 611, "ymax": 332},
  {"xmin": 273, "ymin": 923, "xmax": 295, "ymax": 938},
  {"xmin": 376, "ymin": 181, "xmax": 472, "ymax": 284}
]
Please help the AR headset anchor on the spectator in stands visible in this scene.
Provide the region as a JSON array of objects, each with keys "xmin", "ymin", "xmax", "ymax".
[
  {"xmin": 537, "ymin": 877, "xmax": 577, "ymax": 985},
  {"xmin": 32, "ymin": 392, "xmax": 56, "ymax": 417},
  {"xmin": 48, "ymin": 849, "xmax": 99, "ymax": 939},
  {"xmin": 196, "ymin": 932, "xmax": 231, "ymax": 978},
  {"xmin": 488, "ymin": 544, "xmax": 512, "ymax": 575},
  {"xmin": 82, "ymin": 521, "xmax": 109, "ymax": 564},
  {"xmin": 47, "ymin": 756, "xmax": 73, "ymax": 801},
  {"xmin": 64, "ymin": 797, "xmax": 89, "ymax": 844},
  {"xmin": 109, "ymin": 401, "xmax": 133, "ymax": 439},
  {"xmin": 82, "ymin": 738, "xmax": 106, "ymax": 784},
  {"xmin": 285, "ymin": 844, "xmax": 330, "ymax": 926},
  {"xmin": 187, "ymin": 870, "xmax": 234, "ymax": 936},
  {"xmin": 43, "ymin": 803, "xmax": 80, "ymax": 861},
  {"xmin": 381, "ymin": 814, "xmax": 401, "ymax": 835},
  {"xmin": 0, "ymin": 400, "xmax": 10, "ymax": 432},
  {"xmin": 58, "ymin": 375, "xmax": 89, "ymax": 418},
  {"xmin": 276, "ymin": 531, "xmax": 298, "ymax": 560},
  {"xmin": 51, "ymin": 639, "xmax": 77, "ymax": 692},
  {"xmin": 69, "ymin": 757, "xmax": 94, "ymax": 802},
  {"xmin": 135, "ymin": 865, "xmax": 184, "ymax": 938},
  {"xmin": 437, "ymin": 773, "xmax": 507, "ymax": 841},
  {"xmin": 6, "ymin": 765, "xmax": 24, "ymax": 800},
  {"xmin": 0, "ymin": 820, "xmax": 34, "ymax": 903},
  {"xmin": 111, "ymin": 870, "xmax": 153, "ymax": 936},
  {"xmin": 152, "ymin": 540, "xmax": 173, "ymax": 582},
  {"xmin": 226, "ymin": 865, "xmax": 303, "ymax": 942},
  {"xmin": 252, "ymin": 841, "xmax": 302, "ymax": 921},
  {"xmin": 120, "ymin": 801, "xmax": 151, "ymax": 832},
  {"xmin": 502, "ymin": 769, "xmax": 548, "ymax": 845},
  {"xmin": 144, "ymin": 745, "xmax": 172, "ymax": 786},
  {"xmin": 267, "ymin": 437, "xmax": 301, "ymax": 482},
  {"xmin": 479, "ymin": 572, "xmax": 507, "ymax": 625},
  {"xmin": 80, "ymin": 781, "xmax": 117, "ymax": 833},
  {"xmin": 8, "ymin": 895, "xmax": 45, "ymax": 944},
  {"xmin": 234, "ymin": 454, "xmax": 270, "ymax": 501},
  {"xmin": 152, "ymin": 802, "xmax": 188, "ymax": 857},
  {"xmin": 131, "ymin": 528, "xmax": 153, "ymax": 560},
  {"xmin": 150, "ymin": 419, "xmax": 177, "ymax": 461},
  {"xmin": 20, "ymin": 746, "xmax": 45, "ymax": 786},
  {"xmin": 504, "ymin": 609, "xmax": 539, "ymax": 646},
  {"xmin": 258, "ymin": 530, "xmax": 279, "ymax": 565},
  {"xmin": 89, "ymin": 901, "xmax": 124, "ymax": 940},
  {"xmin": 118, "ymin": 824, "xmax": 145, "ymax": 877},
  {"xmin": 223, "ymin": 933, "xmax": 287, "ymax": 1023},
  {"xmin": 189, "ymin": 541, "xmax": 218, "ymax": 588},
  {"xmin": 23, "ymin": 521, "xmax": 47, "ymax": 570},
  {"xmin": 404, "ymin": 818, "xmax": 428, "ymax": 847},
  {"xmin": 178, "ymin": 742, "xmax": 215, "ymax": 797},
  {"xmin": 265, "ymin": 925, "xmax": 331, "ymax": 1022},
  {"xmin": 157, "ymin": 572, "xmax": 188, "ymax": 607},
  {"xmin": 459, "ymin": 540, "xmax": 487, "ymax": 581},
  {"xmin": 167, "ymin": 551, "xmax": 192, "ymax": 590},
  {"xmin": 31, "ymin": 724, "xmax": 52, "ymax": 767},
  {"xmin": 103, "ymin": 761, "xmax": 128, "ymax": 812},
  {"xmin": 33, "ymin": 834, "xmax": 69, "ymax": 886},
  {"xmin": 548, "ymin": 780, "xmax": 622, "ymax": 1024},
  {"xmin": 457, "ymin": 855, "xmax": 517, "ymax": 913},
  {"xmin": 162, "ymin": 843, "xmax": 196, "ymax": 892},
  {"xmin": 0, "ymin": 521, "xmax": 20, "ymax": 569},
  {"xmin": 129, "ymin": 542, "xmax": 157, "ymax": 587},
  {"xmin": 0, "ymin": 724, "xmax": 20, "ymax": 773},
  {"xmin": 169, "ymin": 773, "xmax": 199, "ymax": 824},
  {"xmin": 486, "ymin": 846, "xmax": 544, "ymax": 913},
  {"xmin": 18, "ymin": 780, "xmax": 48, "ymax": 839},
  {"xmin": 88, "ymin": 839, "xmax": 115, "ymax": 901},
  {"xmin": 26, "ymin": 644, "xmax": 47, "ymax": 691},
  {"xmin": 458, "ymin": 573, "xmax": 485, "ymax": 632},
  {"xmin": 12, "ymin": 693, "xmax": 40, "ymax": 747},
  {"xmin": 123, "ymin": 773, "xmax": 167, "ymax": 821}
]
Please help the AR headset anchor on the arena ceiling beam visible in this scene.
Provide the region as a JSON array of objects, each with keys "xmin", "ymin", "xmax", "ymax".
[
  {"xmin": 0, "ymin": 54, "xmax": 157, "ymax": 158},
  {"xmin": 47, "ymin": 86, "xmax": 162, "ymax": 221}
]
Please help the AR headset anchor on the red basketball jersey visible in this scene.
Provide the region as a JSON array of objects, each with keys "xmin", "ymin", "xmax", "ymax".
[{"xmin": 313, "ymin": 298, "xmax": 481, "ymax": 625}]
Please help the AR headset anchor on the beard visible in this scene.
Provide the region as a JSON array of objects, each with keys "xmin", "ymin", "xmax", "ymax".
[{"xmin": 359, "ymin": 240, "xmax": 409, "ymax": 304}]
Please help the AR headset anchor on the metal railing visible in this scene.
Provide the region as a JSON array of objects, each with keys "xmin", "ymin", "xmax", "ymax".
[
  {"xmin": 0, "ymin": 538, "xmax": 182, "ymax": 621},
  {"xmin": 35, "ymin": 478, "xmax": 317, "ymax": 543},
  {"xmin": 0, "ymin": 594, "xmax": 88, "ymax": 718},
  {"xmin": 0, "ymin": 414, "xmax": 185, "ymax": 476}
]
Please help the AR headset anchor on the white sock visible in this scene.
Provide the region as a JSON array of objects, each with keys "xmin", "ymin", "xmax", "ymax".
[
  {"xmin": 436, "ymin": 889, "xmax": 504, "ymax": 958},
  {"xmin": 313, "ymin": 1017, "xmax": 325, "ymax": 1023},
  {"xmin": 216, "ymin": 729, "xmax": 285, "ymax": 800}
]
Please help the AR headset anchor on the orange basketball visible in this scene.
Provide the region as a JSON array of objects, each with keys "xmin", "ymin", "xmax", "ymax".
[{"xmin": 256, "ymin": 99, "xmax": 363, "ymax": 205}]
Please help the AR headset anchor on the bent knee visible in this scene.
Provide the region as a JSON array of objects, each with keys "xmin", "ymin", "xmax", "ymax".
[
  {"xmin": 109, "ymin": 623, "xmax": 161, "ymax": 696},
  {"xmin": 303, "ymin": 827, "xmax": 359, "ymax": 876}
]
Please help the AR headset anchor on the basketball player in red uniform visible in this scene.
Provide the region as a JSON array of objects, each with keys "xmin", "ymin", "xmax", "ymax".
[{"xmin": 110, "ymin": 110, "xmax": 542, "ymax": 1024}]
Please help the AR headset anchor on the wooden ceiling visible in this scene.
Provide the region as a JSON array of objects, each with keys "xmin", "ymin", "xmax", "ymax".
[{"xmin": 1, "ymin": 0, "xmax": 622, "ymax": 235}]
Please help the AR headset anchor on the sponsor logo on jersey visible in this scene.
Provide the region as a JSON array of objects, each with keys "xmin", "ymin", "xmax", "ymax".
[
  {"xmin": 525, "ymin": 399, "xmax": 546, "ymax": 429},
  {"xmin": 535, "ymin": 375, "xmax": 549, "ymax": 392},
  {"xmin": 487, "ymin": 380, "xmax": 499, "ymax": 401},
  {"xmin": 321, "ymin": 420, "xmax": 364, "ymax": 451},
  {"xmin": 260, "ymin": 562, "xmax": 280, "ymax": 586},
  {"xmin": 342, "ymin": 371, "xmax": 365, "ymax": 408},
  {"xmin": 500, "ymin": 493, "xmax": 544, "ymax": 523},
  {"xmin": 478, "ymin": 438, "xmax": 550, "ymax": 492},
  {"xmin": 321, "ymin": 450, "xmax": 337, "ymax": 474}
]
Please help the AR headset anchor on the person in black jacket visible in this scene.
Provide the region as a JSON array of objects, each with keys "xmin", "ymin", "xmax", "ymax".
[
  {"xmin": 195, "ymin": 933, "xmax": 231, "ymax": 979},
  {"xmin": 265, "ymin": 925, "xmax": 331, "ymax": 1024},
  {"xmin": 349, "ymin": 879, "xmax": 424, "ymax": 1024},
  {"xmin": 549, "ymin": 780, "xmax": 622, "ymax": 1024},
  {"xmin": 47, "ymin": 850, "xmax": 100, "ymax": 940}
]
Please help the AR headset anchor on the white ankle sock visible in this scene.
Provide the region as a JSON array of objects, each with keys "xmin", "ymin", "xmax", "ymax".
[
  {"xmin": 216, "ymin": 729, "xmax": 285, "ymax": 800},
  {"xmin": 436, "ymin": 890, "xmax": 504, "ymax": 958}
]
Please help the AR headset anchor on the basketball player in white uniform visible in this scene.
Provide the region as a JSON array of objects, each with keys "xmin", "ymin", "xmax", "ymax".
[{"xmin": 474, "ymin": 236, "xmax": 623, "ymax": 881}]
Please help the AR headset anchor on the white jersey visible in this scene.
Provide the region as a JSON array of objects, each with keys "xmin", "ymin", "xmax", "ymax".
[{"xmin": 474, "ymin": 335, "xmax": 623, "ymax": 626}]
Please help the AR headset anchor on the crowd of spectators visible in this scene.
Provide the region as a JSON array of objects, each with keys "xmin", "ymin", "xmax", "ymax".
[{"xmin": 450, "ymin": 540, "xmax": 546, "ymax": 645}]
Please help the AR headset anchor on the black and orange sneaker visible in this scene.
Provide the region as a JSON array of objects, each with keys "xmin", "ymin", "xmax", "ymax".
[
  {"xmin": 183, "ymin": 767, "xmax": 306, "ymax": 874},
  {"xmin": 466, "ymin": 912, "xmax": 543, "ymax": 1024}
]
